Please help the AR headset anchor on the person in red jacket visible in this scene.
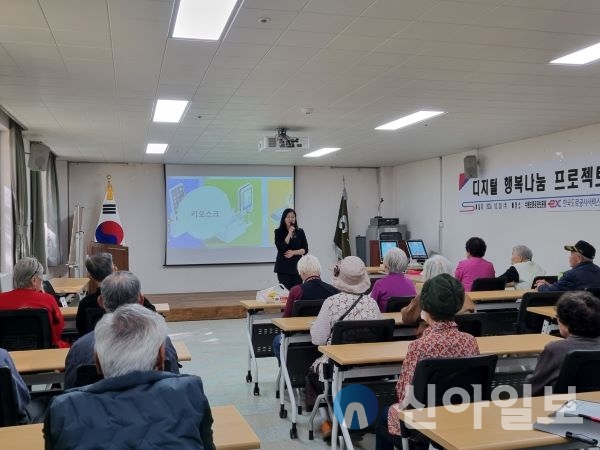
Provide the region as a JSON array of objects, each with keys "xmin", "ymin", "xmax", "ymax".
[{"xmin": 0, "ymin": 257, "xmax": 69, "ymax": 348}]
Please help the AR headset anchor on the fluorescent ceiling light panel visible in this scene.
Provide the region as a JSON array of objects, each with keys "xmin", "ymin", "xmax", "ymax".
[
  {"xmin": 375, "ymin": 110, "xmax": 445, "ymax": 131},
  {"xmin": 153, "ymin": 100, "xmax": 189, "ymax": 123},
  {"xmin": 550, "ymin": 42, "xmax": 600, "ymax": 65},
  {"xmin": 304, "ymin": 147, "xmax": 341, "ymax": 158},
  {"xmin": 146, "ymin": 143, "xmax": 168, "ymax": 154},
  {"xmin": 172, "ymin": 0, "xmax": 238, "ymax": 40}
]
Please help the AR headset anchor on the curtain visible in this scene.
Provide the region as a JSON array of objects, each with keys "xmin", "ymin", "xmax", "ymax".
[
  {"xmin": 30, "ymin": 170, "xmax": 47, "ymax": 271},
  {"xmin": 10, "ymin": 120, "xmax": 29, "ymax": 262},
  {"xmin": 45, "ymin": 152, "xmax": 61, "ymax": 266}
]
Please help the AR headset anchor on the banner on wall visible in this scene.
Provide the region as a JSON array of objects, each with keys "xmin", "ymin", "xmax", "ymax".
[{"xmin": 459, "ymin": 158, "xmax": 600, "ymax": 213}]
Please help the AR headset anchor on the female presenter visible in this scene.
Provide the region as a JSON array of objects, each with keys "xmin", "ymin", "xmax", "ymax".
[{"xmin": 274, "ymin": 208, "xmax": 308, "ymax": 290}]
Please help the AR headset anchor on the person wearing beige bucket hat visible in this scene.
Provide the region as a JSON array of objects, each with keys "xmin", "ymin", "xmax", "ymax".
[{"xmin": 307, "ymin": 256, "xmax": 381, "ymax": 439}]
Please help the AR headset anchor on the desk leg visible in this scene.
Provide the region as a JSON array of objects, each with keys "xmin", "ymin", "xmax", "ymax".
[
  {"xmin": 331, "ymin": 366, "xmax": 354, "ymax": 450},
  {"xmin": 279, "ymin": 333, "xmax": 298, "ymax": 438},
  {"xmin": 541, "ymin": 319, "xmax": 551, "ymax": 335},
  {"xmin": 245, "ymin": 311, "xmax": 260, "ymax": 395}
]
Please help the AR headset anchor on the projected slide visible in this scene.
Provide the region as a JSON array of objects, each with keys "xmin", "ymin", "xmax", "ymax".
[{"xmin": 165, "ymin": 165, "xmax": 294, "ymax": 265}]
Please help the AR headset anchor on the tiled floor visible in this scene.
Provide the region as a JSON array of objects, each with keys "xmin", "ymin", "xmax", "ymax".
[{"xmin": 168, "ymin": 318, "xmax": 377, "ymax": 450}]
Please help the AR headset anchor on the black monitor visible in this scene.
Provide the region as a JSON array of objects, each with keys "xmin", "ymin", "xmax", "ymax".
[
  {"xmin": 379, "ymin": 240, "xmax": 398, "ymax": 263},
  {"xmin": 406, "ymin": 239, "xmax": 428, "ymax": 262}
]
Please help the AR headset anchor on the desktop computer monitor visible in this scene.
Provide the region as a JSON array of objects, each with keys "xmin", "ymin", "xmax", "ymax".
[
  {"xmin": 406, "ymin": 239, "xmax": 428, "ymax": 263},
  {"xmin": 379, "ymin": 240, "xmax": 398, "ymax": 263}
]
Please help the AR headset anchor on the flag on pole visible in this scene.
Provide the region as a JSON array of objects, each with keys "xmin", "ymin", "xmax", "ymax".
[
  {"xmin": 333, "ymin": 179, "xmax": 351, "ymax": 259},
  {"xmin": 95, "ymin": 175, "xmax": 124, "ymax": 245}
]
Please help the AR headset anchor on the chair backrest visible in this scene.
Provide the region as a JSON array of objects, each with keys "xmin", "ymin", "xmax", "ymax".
[
  {"xmin": 0, "ymin": 309, "xmax": 53, "ymax": 350},
  {"xmin": 411, "ymin": 354, "xmax": 498, "ymax": 407},
  {"xmin": 0, "ymin": 367, "xmax": 18, "ymax": 427},
  {"xmin": 517, "ymin": 291, "xmax": 563, "ymax": 334},
  {"xmin": 84, "ymin": 307, "xmax": 105, "ymax": 334},
  {"xmin": 454, "ymin": 313, "xmax": 487, "ymax": 337},
  {"xmin": 531, "ymin": 276, "xmax": 558, "ymax": 289},
  {"xmin": 471, "ymin": 277, "xmax": 506, "ymax": 292},
  {"xmin": 331, "ymin": 319, "xmax": 395, "ymax": 345},
  {"xmin": 291, "ymin": 299, "xmax": 324, "ymax": 317},
  {"xmin": 585, "ymin": 287, "xmax": 600, "ymax": 299},
  {"xmin": 385, "ymin": 296, "xmax": 414, "ymax": 313},
  {"xmin": 554, "ymin": 350, "xmax": 600, "ymax": 394}
]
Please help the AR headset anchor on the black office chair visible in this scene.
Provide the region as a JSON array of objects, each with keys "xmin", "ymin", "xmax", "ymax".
[
  {"xmin": 516, "ymin": 291, "xmax": 562, "ymax": 334},
  {"xmin": 585, "ymin": 287, "xmax": 600, "ymax": 299},
  {"xmin": 385, "ymin": 296, "xmax": 414, "ymax": 313},
  {"xmin": 531, "ymin": 276, "xmax": 558, "ymax": 289},
  {"xmin": 308, "ymin": 319, "xmax": 396, "ymax": 440},
  {"xmin": 0, "ymin": 309, "xmax": 53, "ymax": 350},
  {"xmin": 291, "ymin": 299, "xmax": 324, "ymax": 317},
  {"xmin": 0, "ymin": 367, "xmax": 18, "ymax": 427},
  {"xmin": 391, "ymin": 354, "xmax": 498, "ymax": 450},
  {"xmin": 471, "ymin": 277, "xmax": 506, "ymax": 291},
  {"xmin": 84, "ymin": 307, "xmax": 105, "ymax": 334},
  {"xmin": 455, "ymin": 313, "xmax": 488, "ymax": 337},
  {"xmin": 554, "ymin": 350, "xmax": 600, "ymax": 394}
]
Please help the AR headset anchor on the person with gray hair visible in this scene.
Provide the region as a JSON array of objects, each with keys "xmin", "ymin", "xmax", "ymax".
[
  {"xmin": 272, "ymin": 254, "xmax": 338, "ymax": 361},
  {"xmin": 499, "ymin": 245, "xmax": 545, "ymax": 289},
  {"xmin": 0, "ymin": 257, "xmax": 68, "ymax": 348},
  {"xmin": 44, "ymin": 304, "xmax": 215, "ymax": 450},
  {"xmin": 371, "ymin": 247, "xmax": 417, "ymax": 312},
  {"xmin": 64, "ymin": 271, "xmax": 179, "ymax": 389},
  {"xmin": 76, "ymin": 253, "xmax": 156, "ymax": 336},
  {"xmin": 400, "ymin": 255, "xmax": 476, "ymax": 326}
]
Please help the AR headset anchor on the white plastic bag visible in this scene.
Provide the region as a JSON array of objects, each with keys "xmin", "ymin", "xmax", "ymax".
[{"xmin": 256, "ymin": 284, "xmax": 289, "ymax": 303}]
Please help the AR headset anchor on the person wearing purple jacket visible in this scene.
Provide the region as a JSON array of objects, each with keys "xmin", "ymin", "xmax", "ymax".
[
  {"xmin": 455, "ymin": 237, "xmax": 495, "ymax": 292},
  {"xmin": 371, "ymin": 247, "xmax": 417, "ymax": 312}
]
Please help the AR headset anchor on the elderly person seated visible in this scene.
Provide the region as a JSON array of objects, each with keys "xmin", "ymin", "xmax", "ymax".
[
  {"xmin": 0, "ymin": 257, "xmax": 68, "ymax": 348},
  {"xmin": 371, "ymin": 248, "xmax": 417, "ymax": 312},
  {"xmin": 536, "ymin": 240, "xmax": 600, "ymax": 292},
  {"xmin": 76, "ymin": 253, "xmax": 156, "ymax": 337},
  {"xmin": 455, "ymin": 237, "xmax": 495, "ymax": 291},
  {"xmin": 498, "ymin": 245, "xmax": 545, "ymax": 289},
  {"xmin": 273, "ymin": 254, "xmax": 338, "ymax": 361},
  {"xmin": 64, "ymin": 271, "xmax": 179, "ymax": 389},
  {"xmin": 308, "ymin": 256, "xmax": 381, "ymax": 438},
  {"xmin": 375, "ymin": 274, "xmax": 480, "ymax": 450},
  {"xmin": 401, "ymin": 255, "xmax": 475, "ymax": 326},
  {"xmin": 525, "ymin": 291, "xmax": 600, "ymax": 396},
  {"xmin": 44, "ymin": 304, "xmax": 215, "ymax": 449}
]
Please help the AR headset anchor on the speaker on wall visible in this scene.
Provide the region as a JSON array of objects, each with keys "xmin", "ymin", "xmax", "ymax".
[
  {"xmin": 464, "ymin": 155, "xmax": 478, "ymax": 178},
  {"xmin": 28, "ymin": 142, "xmax": 51, "ymax": 171}
]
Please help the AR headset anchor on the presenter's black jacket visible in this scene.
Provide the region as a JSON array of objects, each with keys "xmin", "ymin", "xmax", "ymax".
[{"xmin": 274, "ymin": 228, "xmax": 309, "ymax": 275}]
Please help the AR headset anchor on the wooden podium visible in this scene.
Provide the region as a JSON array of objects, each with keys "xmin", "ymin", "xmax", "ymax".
[{"xmin": 86, "ymin": 242, "xmax": 129, "ymax": 292}]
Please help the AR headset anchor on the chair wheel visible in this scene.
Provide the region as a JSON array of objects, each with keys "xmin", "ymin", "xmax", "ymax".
[
  {"xmin": 290, "ymin": 424, "xmax": 298, "ymax": 439},
  {"xmin": 246, "ymin": 371, "xmax": 252, "ymax": 383},
  {"xmin": 309, "ymin": 430, "xmax": 314, "ymax": 440},
  {"xmin": 279, "ymin": 407, "xmax": 288, "ymax": 419},
  {"xmin": 275, "ymin": 390, "xmax": 280, "ymax": 399},
  {"xmin": 253, "ymin": 384, "xmax": 260, "ymax": 396}
]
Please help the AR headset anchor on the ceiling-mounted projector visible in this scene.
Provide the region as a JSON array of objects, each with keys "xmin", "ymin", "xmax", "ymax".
[{"xmin": 259, "ymin": 128, "xmax": 309, "ymax": 152}]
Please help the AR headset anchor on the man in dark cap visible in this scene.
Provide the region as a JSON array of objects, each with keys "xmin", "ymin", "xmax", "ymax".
[
  {"xmin": 375, "ymin": 274, "xmax": 480, "ymax": 450},
  {"xmin": 536, "ymin": 240, "xmax": 600, "ymax": 292}
]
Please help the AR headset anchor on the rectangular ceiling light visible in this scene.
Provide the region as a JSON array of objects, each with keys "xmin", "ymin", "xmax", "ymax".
[
  {"xmin": 304, "ymin": 147, "xmax": 341, "ymax": 158},
  {"xmin": 375, "ymin": 110, "xmax": 445, "ymax": 131},
  {"xmin": 172, "ymin": 0, "xmax": 238, "ymax": 40},
  {"xmin": 146, "ymin": 143, "xmax": 168, "ymax": 154},
  {"xmin": 153, "ymin": 99, "xmax": 189, "ymax": 123},
  {"xmin": 550, "ymin": 42, "xmax": 600, "ymax": 65}
]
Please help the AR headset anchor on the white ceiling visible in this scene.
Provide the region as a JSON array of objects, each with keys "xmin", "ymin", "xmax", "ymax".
[{"xmin": 2, "ymin": 0, "xmax": 600, "ymax": 167}]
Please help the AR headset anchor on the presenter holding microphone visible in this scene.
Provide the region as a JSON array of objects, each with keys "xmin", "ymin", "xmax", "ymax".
[{"xmin": 274, "ymin": 208, "xmax": 308, "ymax": 290}]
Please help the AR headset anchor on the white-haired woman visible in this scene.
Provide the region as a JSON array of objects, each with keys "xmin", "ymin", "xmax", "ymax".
[
  {"xmin": 371, "ymin": 248, "xmax": 417, "ymax": 312},
  {"xmin": 499, "ymin": 245, "xmax": 545, "ymax": 289},
  {"xmin": 400, "ymin": 255, "xmax": 475, "ymax": 326}
]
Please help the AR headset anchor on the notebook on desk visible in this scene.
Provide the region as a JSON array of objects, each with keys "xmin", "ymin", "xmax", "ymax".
[{"xmin": 534, "ymin": 399, "xmax": 600, "ymax": 446}]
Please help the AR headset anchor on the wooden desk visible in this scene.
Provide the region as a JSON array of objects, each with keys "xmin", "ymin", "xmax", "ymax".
[
  {"xmin": 367, "ymin": 266, "xmax": 386, "ymax": 274},
  {"xmin": 467, "ymin": 289, "xmax": 532, "ymax": 311},
  {"xmin": 11, "ymin": 341, "xmax": 192, "ymax": 379},
  {"xmin": 398, "ymin": 391, "xmax": 600, "ymax": 450},
  {"xmin": 271, "ymin": 312, "xmax": 404, "ymax": 333},
  {"xmin": 61, "ymin": 303, "xmax": 170, "ymax": 320},
  {"xmin": 240, "ymin": 300, "xmax": 285, "ymax": 396},
  {"xmin": 0, "ymin": 404, "xmax": 260, "ymax": 450},
  {"xmin": 527, "ymin": 306, "xmax": 558, "ymax": 334},
  {"xmin": 49, "ymin": 278, "xmax": 88, "ymax": 295},
  {"xmin": 320, "ymin": 334, "xmax": 561, "ymax": 450}
]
